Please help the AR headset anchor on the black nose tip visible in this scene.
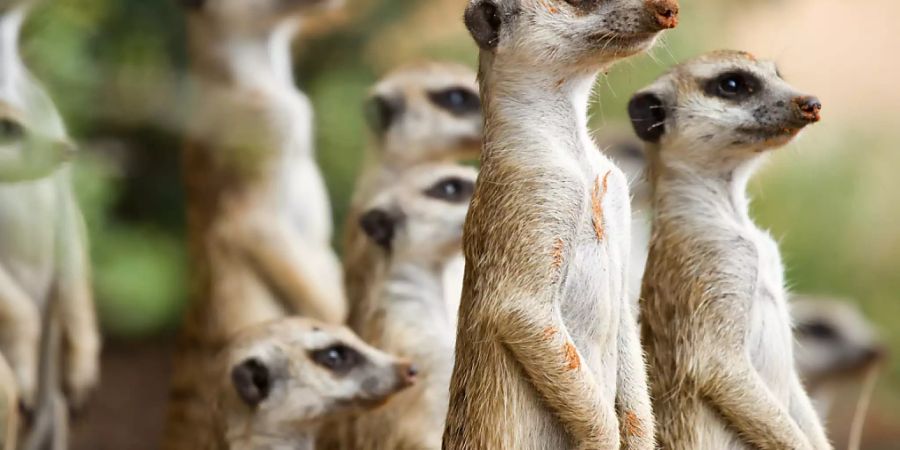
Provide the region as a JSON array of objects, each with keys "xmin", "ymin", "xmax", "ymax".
[
  {"xmin": 359, "ymin": 209, "xmax": 398, "ymax": 250},
  {"xmin": 863, "ymin": 346, "xmax": 888, "ymax": 364},
  {"xmin": 364, "ymin": 94, "xmax": 406, "ymax": 135},
  {"xmin": 793, "ymin": 95, "xmax": 822, "ymax": 122}
]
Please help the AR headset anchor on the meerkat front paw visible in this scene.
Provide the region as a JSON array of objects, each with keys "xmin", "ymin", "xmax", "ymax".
[{"xmin": 63, "ymin": 334, "xmax": 100, "ymax": 410}]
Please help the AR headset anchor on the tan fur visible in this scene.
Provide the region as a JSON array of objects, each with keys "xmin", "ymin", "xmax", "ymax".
[
  {"xmin": 0, "ymin": 3, "xmax": 99, "ymax": 449},
  {"xmin": 336, "ymin": 163, "xmax": 476, "ymax": 450},
  {"xmin": 164, "ymin": 1, "xmax": 345, "ymax": 448},
  {"xmin": 445, "ymin": 0, "xmax": 677, "ymax": 448},
  {"xmin": 200, "ymin": 317, "xmax": 415, "ymax": 450},
  {"xmin": 634, "ymin": 50, "xmax": 831, "ymax": 449},
  {"xmin": 0, "ymin": 353, "xmax": 18, "ymax": 450},
  {"xmin": 343, "ymin": 62, "xmax": 481, "ymax": 336}
]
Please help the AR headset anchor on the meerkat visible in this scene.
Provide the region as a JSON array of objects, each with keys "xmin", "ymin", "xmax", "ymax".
[
  {"xmin": 630, "ymin": 50, "xmax": 831, "ymax": 449},
  {"xmin": 444, "ymin": 1, "xmax": 678, "ymax": 448},
  {"xmin": 166, "ymin": 1, "xmax": 345, "ymax": 448},
  {"xmin": 334, "ymin": 163, "xmax": 476, "ymax": 450},
  {"xmin": 201, "ymin": 317, "xmax": 416, "ymax": 450},
  {"xmin": 0, "ymin": 2, "xmax": 100, "ymax": 449},
  {"xmin": 0, "ymin": 354, "xmax": 18, "ymax": 450},
  {"xmin": 343, "ymin": 62, "xmax": 481, "ymax": 333},
  {"xmin": 792, "ymin": 295, "xmax": 886, "ymax": 418}
]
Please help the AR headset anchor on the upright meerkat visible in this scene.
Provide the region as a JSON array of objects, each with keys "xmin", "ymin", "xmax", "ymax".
[
  {"xmin": 201, "ymin": 317, "xmax": 417, "ymax": 450},
  {"xmin": 0, "ymin": 1, "xmax": 99, "ymax": 449},
  {"xmin": 337, "ymin": 163, "xmax": 476, "ymax": 450},
  {"xmin": 343, "ymin": 62, "xmax": 481, "ymax": 329},
  {"xmin": 445, "ymin": 1, "xmax": 678, "ymax": 448},
  {"xmin": 166, "ymin": 1, "xmax": 345, "ymax": 448},
  {"xmin": 630, "ymin": 50, "xmax": 831, "ymax": 449},
  {"xmin": 792, "ymin": 296, "xmax": 886, "ymax": 418}
]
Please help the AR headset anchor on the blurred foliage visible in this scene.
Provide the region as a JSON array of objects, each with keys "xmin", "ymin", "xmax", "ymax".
[{"xmin": 14, "ymin": 0, "xmax": 900, "ymax": 419}]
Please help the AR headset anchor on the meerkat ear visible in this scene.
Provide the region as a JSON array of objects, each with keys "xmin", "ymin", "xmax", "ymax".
[
  {"xmin": 628, "ymin": 92, "xmax": 667, "ymax": 143},
  {"xmin": 231, "ymin": 358, "xmax": 272, "ymax": 407},
  {"xmin": 359, "ymin": 209, "xmax": 398, "ymax": 251},
  {"xmin": 465, "ymin": 0, "xmax": 503, "ymax": 51}
]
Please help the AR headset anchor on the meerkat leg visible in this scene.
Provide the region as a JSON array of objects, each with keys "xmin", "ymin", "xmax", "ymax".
[
  {"xmin": 0, "ymin": 266, "xmax": 40, "ymax": 409},
  {"xmin": 55, "ymin": 196, "xmax": 100, "ymax": 410},
  {"xmin": 240, "ymin": 218, "xmax": 346, "ymax": 324},
  {"xmin": 702, "ymin": 360, "xmax": 814, "ymax": 450},
  {"xmin": 788, "ymin": 375, "xmax": 832, "ymax": 449},
  {"xmin": 497, "ymin": 296, "xmax": 619, "ymax": 449},
  {"xmin": 615, "ymin": 301, "xmax": 655, "ymax": 450},
  {"xmin": 0, "ymin": 355, "xmax": 19, "ymax": 450}
]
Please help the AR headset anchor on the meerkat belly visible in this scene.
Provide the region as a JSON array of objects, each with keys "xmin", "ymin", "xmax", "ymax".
[
  {"xmin": 279, "ymin": 156, "xmax": 332, "ymax": 244},
  {"xmin": 0, "ymin": 181, "xmax": 58, "ymax": 306}
]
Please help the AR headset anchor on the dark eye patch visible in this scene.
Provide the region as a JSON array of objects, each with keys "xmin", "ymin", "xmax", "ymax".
[
  {"xmin": 427, "ymin": 87, "xmax": 481, "ymax": 116},
  {"xmin": 310, "ymin": 343, "xmax": 365, "ymax": 375},
  {"xmin": 796, "ymin": 321, "xmax": 839, "ymax": 341},
  {"xmin": 423, "ymin": 176, "xmax": 475, "ymax": 203},
  {"xmin": 704, "ymin": 70, "xmax": 761, "ymax": 101},
  {"xmin": 0, "ymin": 118, "xmax": 25, "ymax": 143}
]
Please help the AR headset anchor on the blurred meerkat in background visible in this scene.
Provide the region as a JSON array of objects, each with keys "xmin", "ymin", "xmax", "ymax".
[
  {"xmin": 792, "ymin": 296, "xmax": 886, "ymax": 418},
  {"xmin": 0, "ymin": 1, "xmax": 100, "ymax": 449},
  {"xmin": 343, "ymin": 61, "xmax": 481, "ymax": 335},
  {"xmin": 165, "ymin": 0, "xmax": 346, "ymax": 448},
  {"xmin": 337, "ymin": 163, "xmax": 476, "ymax": 450},
  {"xmin": 201, "ymin": 318, "xmax": 416, "ymax": 450}
]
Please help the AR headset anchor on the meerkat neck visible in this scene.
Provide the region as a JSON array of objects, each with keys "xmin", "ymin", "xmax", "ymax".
[
  {"xmin": 0, "ymin": 6, "xmax": 26, "ymax": 73},
  {"xmin": 650, "ymin": 152, "xmax": 765, "ymax": 224},
  {"xmin": 479, "ymin": 54, "xmax": 602, "ymax": 162},
  {"xmin": 381, "ymin": 260, "xmax": 446, "ymax": 304},
  {"xmin": 187, "ymin": 18, "xmax": 300, "ymax": 89}
]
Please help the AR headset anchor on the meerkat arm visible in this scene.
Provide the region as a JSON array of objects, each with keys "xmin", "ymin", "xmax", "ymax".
[
  {"xmin": 702, "ymin": 357, "xmax": 814, "ymax": 450},
  {"xmin": 55, "ymin": 192, "xmax": 100, "ymax": 410},
  {"xmin": 615, "ymin": 300, "xmax": 655, "ymax": 450},
  {"xmin": 788, "ymin": 374, "xmax": 832, "ymax": 449},
  {"xmin": 497, "ymin": 298, "xmax": 619, "ymax": 449},
  {"xmin": 240, "ymin": 218, "xmax": 347, "ymax": 325},
  {"xmin": 0, "ymin": 265, "xmax": 41, "ymax": 407}
]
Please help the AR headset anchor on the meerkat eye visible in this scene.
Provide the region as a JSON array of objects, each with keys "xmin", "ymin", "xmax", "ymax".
[
  {"xmin": 424, "ymin": 177, "xmax": 475, "ymax": 203},
  {"xmin": 311, "ymin": 344, "xmax": 364, "ymax": 374},
  {"xmin": 710, "ymin": 71, "xmax": 759, "ymax": 100},
  {"xmin": 0, "ymin": 118, "xmax": 25, "ymax": 144},
  {"xmin": 427, "ymin": 87, "xmax": 481, "ymax": 116},
  {"xmin": 796, "ymin": 321, "xmax": 839, "ymax": 341}
]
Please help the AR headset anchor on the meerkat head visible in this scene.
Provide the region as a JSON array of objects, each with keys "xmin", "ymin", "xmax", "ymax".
[
  {"xmin": 464, "ymin": 0, "xmax": 678, "ymax": 70},
  {"xmin": 220, "ymin": 318, "xmax": 417, "ymax": 436},
  {"xmin": 792, "ymin": 297, "xmax": 887, "ymax": 390},
  {"xmin": 365, "ymin": 62, "xmax": 482, "ymax": 164},
  {"xmin": 179, "ymin": 0, "xmax": 340, "ymax": 32},
  {"xmin": 628, "ymin": 50, "xmax": 823, "ymax": 171},
  {"xmin": 358, "ymin": 163, "xmax": 477, "ymax": 262}
]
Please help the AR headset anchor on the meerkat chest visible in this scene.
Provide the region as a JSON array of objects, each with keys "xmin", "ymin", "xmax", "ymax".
[
  {"xmin": 0, "ymin": 178, "xmax": 59, "ymax": 303},
  {"xmin": 557, "ymin": 156, "xmax": 631, "ymax": 372},
  {"xmin": 743, "ymin": 226, "xmax": 794, "ymax": 396}
]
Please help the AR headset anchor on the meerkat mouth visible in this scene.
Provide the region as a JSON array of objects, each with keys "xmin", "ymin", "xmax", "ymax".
[
  {"xmin": 589, "ymin": 32, "xmax": 658, "ymax": 54},
  {"xmin": 738, "ymin": 126, "xmax": 803, "ymax": 146}
]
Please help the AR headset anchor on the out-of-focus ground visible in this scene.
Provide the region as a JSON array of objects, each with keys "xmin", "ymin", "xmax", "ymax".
[{"xmin": 13, "ymin": 0, "xmax": 898, "ymax": 448}]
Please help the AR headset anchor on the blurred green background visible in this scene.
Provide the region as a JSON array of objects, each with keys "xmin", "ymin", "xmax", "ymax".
[{"xmin": 15, "ymin": 0, "xmax": 899, "ymax": 447}]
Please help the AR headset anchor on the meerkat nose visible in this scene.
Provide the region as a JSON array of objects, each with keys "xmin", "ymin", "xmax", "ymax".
[
  {"xmin": 793, "ymin": 96, "xmax": 822, "ymax": 123},
  {"xmin": 395, "ymin": 362, "xmax": 419, "ymax": 387},
  {"xmin": 863, "ymin": 345, "xmax": 888, "ymax": 364},
  {"xmin": 647, "ymin": 0, "xmax": 679, "ymax": 30}
]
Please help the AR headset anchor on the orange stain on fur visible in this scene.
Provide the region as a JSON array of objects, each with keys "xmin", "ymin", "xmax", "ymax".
[
  {"xmin": 564, "ymin": 341, "xmax": 580, "ymax": 370},
  {"xmin": 551, "ymin": 237, "xmax": 565, "ymax": 271},
  {"xmin": 543, "ymin": 327, "xmax": 558, "ymax": 340},
  {"xmin": 623, "ymin": 411, "xmax": 644, "ymax": 437},
  {"xmin": 591, "ymin": 171, "xmax": 611, "ymax": 242}
]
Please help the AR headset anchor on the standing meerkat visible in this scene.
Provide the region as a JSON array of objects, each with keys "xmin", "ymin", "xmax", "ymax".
[
  {"xmin": 445, "ymin": 1, "xmax": 678, "ymax": 448},
  {"xmin": 202, "ymin": 317, "xmax": 417, "ymax": 450},
  {"xmin": 630, "ymin": 50, "xmax": 831, "ymax": 449},
  {"xmin": 343, "ymin": 62, "xmax": 481, "ymax": 330},
  {"xmin": 166, "ymin": 1, "xmax": 345, "ymax": 448},
  {"xmin": 792, "ymin": 296, "xmax": 886, "ymax": 418},
  {"xmin": 338, "ymin": 163, "xmax": 476, "ymax": 450},
  {"xmin": 0, "ymin": 1, "xmax": 99, "ymax": 448}
]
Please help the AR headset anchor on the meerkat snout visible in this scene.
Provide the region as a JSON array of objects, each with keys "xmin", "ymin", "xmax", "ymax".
[
  {"xmin": 793, "ymin": 95, "xmax": 822, "ymax": 122},
  {"xmin": 231, "ymin": 358, "xmax": 271, "ymax": 407},
  {"xmin": 646, "ymin": 0, "xmax": 679, "ymax": 30}
]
